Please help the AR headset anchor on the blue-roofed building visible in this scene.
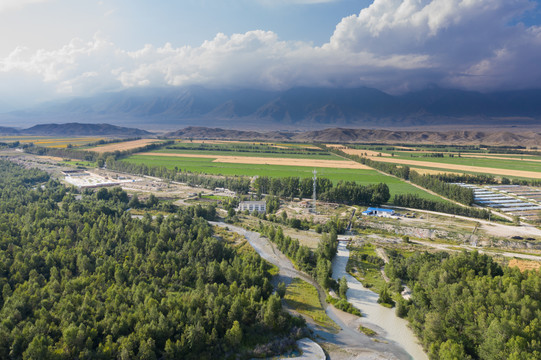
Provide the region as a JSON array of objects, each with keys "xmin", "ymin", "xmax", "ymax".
[{"xmin": 361, "ymin": 207, "xmax": 396, "ymax": 217}]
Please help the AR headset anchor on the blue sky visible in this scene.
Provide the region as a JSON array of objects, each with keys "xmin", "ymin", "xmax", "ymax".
[{"xmin": 0, "ymin": 0, "xmax": 540, "ymax": 110}]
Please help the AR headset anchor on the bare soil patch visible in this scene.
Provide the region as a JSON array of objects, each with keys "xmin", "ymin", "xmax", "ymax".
[
  {"xmin": 137, "ymin": 152, "xmax": 371, "ymax": 169},
  {"xmin": 89, "ymin": 139, "xmax": 161, "ymax": 153},
  {"xmin": 508, "ymin": 259, "xmax": 541, "ymax": 272}
]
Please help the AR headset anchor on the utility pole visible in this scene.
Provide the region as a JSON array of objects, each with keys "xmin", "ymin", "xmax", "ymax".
[{"xmin": 312, "ymin": 169, "xmax": 317, "ymax": 214}]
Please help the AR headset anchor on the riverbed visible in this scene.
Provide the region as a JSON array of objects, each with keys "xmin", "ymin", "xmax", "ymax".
[{"xmin": 332, "ymin": 242, "xmax": 428, "ymax": 360}]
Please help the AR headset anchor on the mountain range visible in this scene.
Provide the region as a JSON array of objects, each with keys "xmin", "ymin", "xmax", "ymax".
[
  {"xmin": 1, "ymin": 86, "xmax": 541, "ymax": 129},
  {"xmin": 165, "ymin": 127, "xmax": 541, "ymax": 147},
  {"xmin": 1, "ymin": 122, "xmax": 539, "ymax": 146}
]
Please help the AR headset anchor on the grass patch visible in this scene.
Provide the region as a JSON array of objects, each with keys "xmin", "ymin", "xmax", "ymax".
[
  {"xmin": 347, "ymin": 243, "xmax": 388, "ymax": 295},
  {"xmin": 359, "ymin": 325, "xmax": 377, "ymax": 337},
  {"xmin": 284, "ymin": 278, "xmax": 339, "ymax": 332},
  {"xmin": 326, "ymin": 295, "xmax": 362, "ymax": 316}
]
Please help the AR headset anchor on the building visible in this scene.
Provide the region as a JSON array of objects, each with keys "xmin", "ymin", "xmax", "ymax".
[
  {"xmin": 62, "ymin": 170, "xmax": 89, "ymax": 177},
  {"xmin": 361, "ymin": 207, "xmax": 396, "ymax": 217},
  {"xmin": 238, "ymin": 201, "xmax": 266, "ymax": 213}
]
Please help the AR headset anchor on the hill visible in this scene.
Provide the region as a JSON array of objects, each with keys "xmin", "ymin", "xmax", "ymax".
[
  {"xmin": 22, "ymin": 123, "xmax": 153, "ymax": 136},
  {"xmin": 0, "ymin": 126, "xmax": 19, "ymax": 135}
]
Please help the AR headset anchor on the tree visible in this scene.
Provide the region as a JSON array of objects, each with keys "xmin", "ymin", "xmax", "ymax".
[
  {"xmin": 438, "ymin": 339, "xmax": 470, "ymax": 360},
  {"xmin": 277, "ymin": 282, "xmax": 287, "ymax": 298},
  {"xmin": 339, "ymin": 276, "xmax": 348, "ymax": 299},
  {"xmin": 225, "ymin": 320, "xmax": 243, "ymax": 347}
]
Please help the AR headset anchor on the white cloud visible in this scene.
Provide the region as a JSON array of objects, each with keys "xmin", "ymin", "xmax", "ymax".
[
  {"xmin": 0, "ymin": 0, "xmax": 540, "ymax": 106},
  {"xmin": 0, "ymin": 0, "xmax": 52, "ymax": 12}
]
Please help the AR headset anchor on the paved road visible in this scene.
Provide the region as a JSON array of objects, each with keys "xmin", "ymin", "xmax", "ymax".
[{"xmin": 211, "ymin": 222, "xmax": 411, "ymax": 360}]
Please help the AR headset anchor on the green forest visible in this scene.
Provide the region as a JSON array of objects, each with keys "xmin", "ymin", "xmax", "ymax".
[
  {"xmin": 0, "ymin": 160, "xmax": 303, "ymax": 359},
  {"xmin": 386, "ymin": 250, "xmax": 541, "ymax": 359}
]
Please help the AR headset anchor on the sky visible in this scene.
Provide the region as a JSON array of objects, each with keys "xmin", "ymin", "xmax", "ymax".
[{"xmin": 0, "ymin": 0, "xmax": 540, "ymax": 111}]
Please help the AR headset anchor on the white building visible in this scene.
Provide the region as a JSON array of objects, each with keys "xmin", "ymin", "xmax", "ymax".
[{"xmin": 238, "ymin": 201, "xmax": 266, "ymax": 213}]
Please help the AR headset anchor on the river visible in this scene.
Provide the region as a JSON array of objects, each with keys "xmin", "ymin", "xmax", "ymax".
[
  {"xmin": 332, "ymin": 242, "xmax": 428, "ymax": 360},
  {"xmin": 212, "ymin": 222, "xmax": 415, "ymax": 359}
]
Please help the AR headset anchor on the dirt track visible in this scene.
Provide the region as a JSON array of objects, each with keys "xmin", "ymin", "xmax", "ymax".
[
  {"xmin": 89, "ymin": 139, "xmax": 160, "ymax": 153},
  {"xmin": 137, "ymin": 152, "xmax": 371, "ymax": 169}
]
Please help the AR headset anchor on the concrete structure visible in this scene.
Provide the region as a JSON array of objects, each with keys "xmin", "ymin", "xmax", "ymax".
[
  {"xmin": 362, "ymin": 207, "xmax": 396, "ymax": 217},
  {"xmin": 238, "ymin": 201, "xmax": 266, "ymax": 213},
  {"xmin": 61, "ymin": 170, "xmax": 89, "ymax": 177}
]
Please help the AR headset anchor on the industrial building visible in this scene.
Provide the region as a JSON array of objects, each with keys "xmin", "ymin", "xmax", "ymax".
[
  {"xmin": 238, "ymin": 201, "xmax": 266, "ymax": 213},
  {"xmin": 362, "ymin": 207, "xmax": 396, "ymax": 217}
]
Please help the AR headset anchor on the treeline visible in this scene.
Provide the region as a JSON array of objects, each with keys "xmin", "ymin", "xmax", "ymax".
[
  {"xmin": 385, "ymin": 250, "xmax": 541, "ymax": 359},
  {"xmin": 165, "ymin": 143, "xmax": 329, "ymax": 156},
  {"xmin": 393, "ymin": 194, "xmax": 491, "ymax": 219},
  {"xmin": 0, "ymin": 160, "xmax": 303, "ymax": 359},
  {"xmin": 24, "ymin": 140, "xmax": 174, "ymax": 163},
  {"xmin": 258, "ymin": 224, "xmax": 338, "ymax": 290},
  {"xmin": 408, "ymin": 172, "xmax": 474, "ymax": 205},
  {"xmin": 106, "ymin": 158, "xmax": 251, "ymax": 194},
  {"xmin": 254, "ymin": 176, "xmax": 391, "ymax": 206},
  {"xmin": 326, "ymin": 146, "xmax": 475, "ymax": 206}
]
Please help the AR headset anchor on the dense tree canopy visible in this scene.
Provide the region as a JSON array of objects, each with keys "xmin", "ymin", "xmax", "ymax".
[
  {"xmin": 0, "ymin": 160, "xmax": 301, "ymax": 359},
  {"xmin": 386, "ymin": 250, "xmax": 541, "ymax": 359}
]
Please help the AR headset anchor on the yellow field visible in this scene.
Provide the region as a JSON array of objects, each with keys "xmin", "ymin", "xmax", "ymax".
[
  {"xmin": 89, "ymin": 139, "xmax": 161, "ymax": 153},
  {"xmin": 409, "ymin": 167, "xmax": 461, "ymax": 176},
  {"xmin": 136, "ymin": 152, "xmax": 371, "ymax": 169}
]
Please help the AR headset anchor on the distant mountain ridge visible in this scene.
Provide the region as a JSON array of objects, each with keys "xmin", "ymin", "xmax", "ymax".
[
  {"xmin": 3, "ymin": 86, "xmax": 541, "ymax": 129},
  {"xmin": 165, "ymin": 126, "xmax": 541, "ymax": 146},
  {"xmin": 0, "ymin": 123, "xmax": 152, "ymax": 137}
]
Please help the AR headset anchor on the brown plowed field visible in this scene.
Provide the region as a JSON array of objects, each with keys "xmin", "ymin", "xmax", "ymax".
[
  {"xmin": 89, "ymin": 139, "xmax": 161, "ymax": 153},
  {"xmin": 136, "ymin": 152, "xmax": 370, "ymax": 169}
]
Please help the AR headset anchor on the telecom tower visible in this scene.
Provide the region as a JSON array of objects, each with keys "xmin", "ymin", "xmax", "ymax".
[{"xmin": 311, "ymin": 169, "xmax": 317, "ymax": 213}]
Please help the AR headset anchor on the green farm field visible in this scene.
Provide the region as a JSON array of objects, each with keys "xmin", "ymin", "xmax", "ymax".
[
  {"xmin": 150, "ymin": 148, "xmax": 337, "ymax": 159},
  {"xmin": 124, "ymin": 154, "xmax": 444, "ymax": 201},
  {"xmin": 389, "ymin": 154, "xmax": 541, "ymax": 171},
  {"xmin": 0, "ymin": 136, "xmax": 104, "ymax": 148}
]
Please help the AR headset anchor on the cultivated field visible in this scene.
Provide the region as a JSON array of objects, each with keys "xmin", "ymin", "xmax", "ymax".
[
  {"xmin": 326, "ymin": 144, "xmax": 392, "ymax": 157},
  {"xmin": 137, "ymin": 152, "xmax": 371, "ymax": 169},
  {"xmin": 336, "ymin": 145, "xmax": 541, "ymax": 180},
  {"xmin": 124, "ymin": 141, "xmax": 444, "ymax": 202},
  {"xmin": 0, "ymin": 136, "xmax": 104, "ymax": 148},
  {"xmin": 361, "ymin": 156, "xmax": 541, "ymax": 179},
  {"xmin": 88, "ymin": 139, "xmax": 161, "ymax": 153}
]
